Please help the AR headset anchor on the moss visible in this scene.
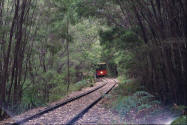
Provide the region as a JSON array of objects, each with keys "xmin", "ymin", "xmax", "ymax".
[{"xmin": 171, "ymin": 115, "xmax": 187, "ymax": 125}]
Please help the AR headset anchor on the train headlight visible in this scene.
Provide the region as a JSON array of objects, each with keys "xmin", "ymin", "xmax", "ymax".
[{"xmin": 100, "ymin": 71, "xmax": 103, "ymax": 74}]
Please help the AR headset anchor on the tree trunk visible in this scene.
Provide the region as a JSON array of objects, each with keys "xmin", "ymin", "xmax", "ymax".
[{"xmin": 66, "ymin": 17, "xmax": 70, "ymax": 95}]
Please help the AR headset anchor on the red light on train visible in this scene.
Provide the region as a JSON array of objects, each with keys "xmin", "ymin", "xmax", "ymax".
[{"xmin": 96, "ymin": 63, "xmax": 107, "ymax": 78}]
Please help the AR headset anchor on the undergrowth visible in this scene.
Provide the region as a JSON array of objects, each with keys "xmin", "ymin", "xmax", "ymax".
[
  {"xmin": 111, "ymin": 91, "xmax": 160, "ymax": 118},
  {"xmin": 171, "ymin": 115, "xmax": 187, "ymax": 125},
  {"xmin": 12, "ymin": 78, "xmax": 94, "ymax": 115},
  {"xmin": 170, "ymin": 105, "xmax": 187, "ymax": 125},
  {"xmin": 48, "ymin": 79, "xmax": 94, "ymax": 103},
  {"xmin": 72, "ymin": 79, "xmax": 94, "ymax": 91},
  {"xmin": 104, "ymin": 76, "xmax": 161, "ymax": 123}
]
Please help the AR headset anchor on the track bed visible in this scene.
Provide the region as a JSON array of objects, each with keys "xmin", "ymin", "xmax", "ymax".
[
  {"xmin": 0, "ymin": 78, "xmax": 117, "ymax": 125},
  {"xmin": 24, "ymin": 78, "xmax": 116, "ymax": 124}
]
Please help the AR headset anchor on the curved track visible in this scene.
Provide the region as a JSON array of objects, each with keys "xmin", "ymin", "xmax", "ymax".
[
  {"xmin": 66, "ymin": 79, "xmax": 117, "ymax": 124},
  {"xmin": 11, "ymin": 78, "xmax": 116, "ymax": 125}
]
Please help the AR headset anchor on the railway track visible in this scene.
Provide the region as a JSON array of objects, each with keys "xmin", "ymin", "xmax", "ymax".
[
  {"xmin": 11, "ymin": 78, "xmax": 117, "ymax": 125},
  {"xmin": 66, "ymin": 79, "xmax": 117, "ymax": 124}
]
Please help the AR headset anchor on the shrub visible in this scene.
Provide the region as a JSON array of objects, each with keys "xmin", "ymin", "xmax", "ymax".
[
  {"xmin": 171, "ymin": 115, "xmax": 187, "ymax": 125},
  {"xmin": 73, "ymin": 80, "xmax": 88, "ymax": 91},
  {"xmin": 112, "ymin": 91, "xmax": 160, "ymax": 117},
  {"xmin": 115, "ymin": 77, "xmax": 142, "ymax": 96}
]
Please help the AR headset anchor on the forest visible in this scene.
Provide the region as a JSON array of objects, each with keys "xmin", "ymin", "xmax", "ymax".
[{"xmin": 0, "ymin": 0, "xmax": 187, "ymax": 122}]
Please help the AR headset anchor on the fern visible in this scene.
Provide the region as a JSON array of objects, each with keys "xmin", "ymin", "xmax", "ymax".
[
  {"xmin": 133, "ymin": 91, "xmax": 154, "ymax": 98},
  {"xmin": 112, "ymin": 90, "xmax": 161, "ymax": 118},
  {"xmin": 149, "ymin": 100, "xmax": 161, "ymax": 105},
  {"xmin": 137, "ymin": 104, "xmax": 152, "ymax": 110}
]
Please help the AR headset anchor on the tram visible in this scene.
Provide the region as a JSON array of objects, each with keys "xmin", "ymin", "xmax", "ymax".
[{"xmin": 96, "ymin": 63, "xmax": 107, "ymax": 78}]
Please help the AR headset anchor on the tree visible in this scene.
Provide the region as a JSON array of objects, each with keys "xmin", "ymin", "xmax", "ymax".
[
  {"xmin": 0, "ymin": 0, "xmax": 37, "ymax": 119},
  {"xmin": 75, "ymin": 0, "xmax": 187, "ymax": 105}
]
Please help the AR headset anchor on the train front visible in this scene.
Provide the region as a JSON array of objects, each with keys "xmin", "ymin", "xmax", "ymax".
[{"xmin": 96, "ymin": 63, "xmax": 107, "ymax": 78}]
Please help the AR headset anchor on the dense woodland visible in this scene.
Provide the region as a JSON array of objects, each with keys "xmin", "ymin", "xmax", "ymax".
[{"xmin": 0, "ymin": 0, "xmax": 187, "ymax": 120}]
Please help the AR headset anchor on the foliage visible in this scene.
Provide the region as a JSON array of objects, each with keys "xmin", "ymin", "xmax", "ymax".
[
  {"xmin": 0, "ymin": 0, "xmax": 104, "ymax": 119},
  {"xmin": 105, "ymin": 77, "xmax": 161, "ymax": 123},
  {"xmin": 72, "ymin": 79, "xmax": 93, "ymax": 91},
  {"xmin": 115, "ymin": 79, "xmax": 142, "ymax": 96},
  {"xmin": 80, "ymin": 0, "xmax": 187, "ymax": 105},
  {"xmin": 171, "ymin": 115, "xmax": 187, "ymax": 125},
  {"xmin": 99, "ymin": 27, "xmax": 142, "ymax": 77},
  {"xmin": 112, "ymin": 90, "xmax": 160, "ymax": 117}
]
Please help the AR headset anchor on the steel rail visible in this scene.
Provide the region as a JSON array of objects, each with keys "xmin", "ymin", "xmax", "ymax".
[
  {"xmin": 66, "ymin": 81, "xmax": 117, "ymax": 124},
  {"xmin": 11, "ymin": 79, "xmax": 108, "ymax": 125}
]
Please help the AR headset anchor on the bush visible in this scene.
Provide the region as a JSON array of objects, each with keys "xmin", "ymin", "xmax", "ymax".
[
  {"xmin": 49, "ymin": 84, "xmax": 67, "ymax": 102},
  {"xmin": 72, "ymin": 79, "xmax": 94, "ymax": 91},
  {"xmin": 73, "ymin": 80, "xmax": 88, "ymax": 91},
  {"xmin": 106, "ymin": 77, "xmax": 161, "ymax": 124},
  {"xmin": 171, "ymin": 115, "xmax": 187, "ymax": 125},
  {"xmin": 112, "ymin": 91, "xmax": 160, "ymax": 117},
  {"xmin": 115, "ymin": 77, "xmax": 142, "ymax": 96}
]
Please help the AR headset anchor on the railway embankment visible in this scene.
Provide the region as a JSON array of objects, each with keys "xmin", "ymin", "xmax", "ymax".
[
  {"xmin": 0, "ymin": 79, "xmax": 104, "ymax": 124},
  {"xmin": 1, "ymin": 78, "xmax": 120, "ymax": 124}
]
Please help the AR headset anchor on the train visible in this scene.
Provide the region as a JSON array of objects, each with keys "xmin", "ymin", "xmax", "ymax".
[{"xmin": 96, "ymin": 63, "xmax": 107, "ymax": 78}]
